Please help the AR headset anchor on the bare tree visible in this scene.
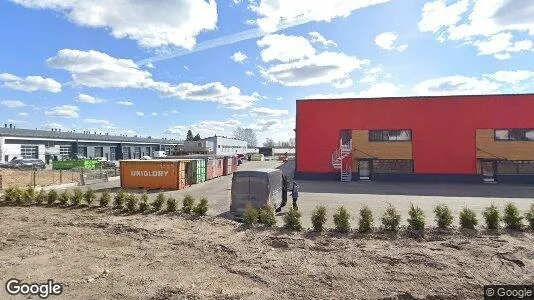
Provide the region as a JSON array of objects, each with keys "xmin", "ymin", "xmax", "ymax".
[
  {"xmin": 233, "ymin": 127, "xmax": 258, "ymax": 147},
  {"xmin": 263, "ymin": 138, "xmax": 275, "ymax": 147},
  {"xmin": 288, "ymin": 138, "xmax": 296, "ymax": 147}
]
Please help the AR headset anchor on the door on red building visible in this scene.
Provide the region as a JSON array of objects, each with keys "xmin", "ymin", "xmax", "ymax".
[
  {"xmin": 481, "ymin": 160, "xmax": 497, "ymax": 183},
  {"xmin": 358, "ymin": 159, "xmax": 372, "ymax": 180}
]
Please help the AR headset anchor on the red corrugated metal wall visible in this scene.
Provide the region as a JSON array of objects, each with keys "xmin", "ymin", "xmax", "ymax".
[{"xmin": 296, "ymin": 95, "xmax": 534, "ymax": 175}]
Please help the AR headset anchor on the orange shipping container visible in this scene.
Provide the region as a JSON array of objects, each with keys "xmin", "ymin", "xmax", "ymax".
[{"xmin": 120, "ymin": 160, "xmax": 187, "ymax": 190}]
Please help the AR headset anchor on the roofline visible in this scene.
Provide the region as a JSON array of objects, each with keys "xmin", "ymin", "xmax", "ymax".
[{"xmin": 297, "ymin": 93, "xmax": 534, "ymax": 102}]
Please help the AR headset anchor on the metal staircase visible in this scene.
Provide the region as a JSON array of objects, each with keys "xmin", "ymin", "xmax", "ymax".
[{"xmin": 331, "ymin": 138, "xmax": 352, "ymax": 182}]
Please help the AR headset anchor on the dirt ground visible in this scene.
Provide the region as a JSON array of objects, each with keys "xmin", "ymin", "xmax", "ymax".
[{"xmin": 1, "ymin": 206, "xmax": 533, "ymax": 300}]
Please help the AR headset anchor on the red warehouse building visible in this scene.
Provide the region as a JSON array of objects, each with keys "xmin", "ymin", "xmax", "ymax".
[{"xmin": 295, "ymin": 94, "xmax": 534, "ymax": 184}]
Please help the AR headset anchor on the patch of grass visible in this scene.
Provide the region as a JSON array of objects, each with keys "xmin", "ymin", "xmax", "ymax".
[
  {"xmin": 434, "ymin": 204, "xmax": 453, "ymax": 229},
  {"xmin": 407, "ymin": 204, "xmax": 425, "ymax": 231},
  {"xmin": 358, "ymin": 206, "xmax": 374, "ymax": 233},
  {"xmin": 166, "ymin": 198, "xmax": 177, "ymax": 213},
  {"xmin": 152, "ymin": 193, "xmax": 165, "ymax": 212},
  {"xmin": 483, "ymin": 204, "xmax": 501, "ymax": 230},
  {"xmin": 194, "ymin": 197, "xmax": 209, "ymax": 216},
  {"xmin": 243, "ymin": 204, "xmax": 259, "ymax": 227},
  {"xmin": 47, "ymin": 189, "xmax": 59, "ymax": 205},
  {"xmin": 333, "ymin": 206, "xmax": 351, "ymax": 233},
  {"xmin": 139, "ymin": 193, "xmax": 149, "ymax": 213},
  {"xmin": 503, "ymin": 203, "xmax": 523, "ymax": 230},
  {"xmin": 84, "ymin": 188, "xmax": 96, "ymax": 206},
  {"xmin": 113, "ymin": 190, "xmax": 126, "ymax": 210},
  {"xmin": 526, "ymin": 204, "xmax": 534, "ymax": 231},
  {"xmin": 126, "ymin": 194, "xmax": 138, "ymax": 213},
  {"xmin": 182, "ymin": 195, "xmax": 195, "ymax": 214},
  {"xmin": 381, "ymin": 204, "xmax": 401, "ymax": 232},
  {"xmin": 99, "ymin": 192, "xmax": 111, "ymax": 207},
  {"xmin": 35, "ymin": 189, "xmax": 46, "ymax": 205},
  {"xmin": 283, "ymin": 207, "xmax": 302, "ymax": 231},
  {"xmin": 71, "ymin": 188, "xmax": 84, "ymax": 206},
  {"xmin": 311, "ymin": 206, "xmax": 327, "ymax": 232},
  {"xmin": 258, "ymin": 205, "xmax": 276, "ymax": 227},
  {"xmin": 59, "ymin": 190, "xmax": 70, "ymax": 206},
  {"xmin": 23, "ymin": 187, "xmax": 36, "ymax": 205},
  {"xmin": 459, "ymin": 208, "xmax": 478, "ymax": 230}
]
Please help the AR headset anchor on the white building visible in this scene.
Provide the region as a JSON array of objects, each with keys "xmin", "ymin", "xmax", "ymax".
[
  {"xmin": 0, "ymin": 125, "xmax": 179, "ymax": 164},
  {"xmin": 202, "ymin": 136, "xmax": 248, "ymax": 156}
]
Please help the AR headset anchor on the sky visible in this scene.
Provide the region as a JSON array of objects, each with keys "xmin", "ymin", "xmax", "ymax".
[{"xmin": 0, "ymin": 0, "xmax": 533, "ymax": 144}]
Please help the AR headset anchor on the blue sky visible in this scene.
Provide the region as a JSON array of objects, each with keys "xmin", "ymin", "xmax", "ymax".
[{"xmin": 1, "ymin": 0, "xmax": 533, "ymax": 144}]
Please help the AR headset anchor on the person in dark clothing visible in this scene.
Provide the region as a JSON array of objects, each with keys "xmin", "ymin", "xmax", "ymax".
[
  {"xmin": 276, "ymin": 175, "xmax": 288, "ymax": 213},
  {"xmin": 290, "ymin": 181, "xmax": 299, "ymax": 210}
]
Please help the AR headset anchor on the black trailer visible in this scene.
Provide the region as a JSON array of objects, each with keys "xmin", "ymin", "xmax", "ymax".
[{"xmin": 230, "ymin": 169, "xmax": 283, "ymax": 218}]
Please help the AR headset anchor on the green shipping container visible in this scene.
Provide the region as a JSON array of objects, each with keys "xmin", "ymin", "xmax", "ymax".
[{"xmin": 188, "ymin": 159, "xmax": 207, "ymax": 184}]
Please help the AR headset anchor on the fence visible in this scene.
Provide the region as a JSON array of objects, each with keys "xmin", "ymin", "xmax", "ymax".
[{"xmin": 0, "ymin": 167, "xmax": 120, "ymax": 190}]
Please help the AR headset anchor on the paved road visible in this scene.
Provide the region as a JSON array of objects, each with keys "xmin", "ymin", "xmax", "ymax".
[{"xmin": 80, "ymin": 161, "xmax": 534, "ymax": 229}]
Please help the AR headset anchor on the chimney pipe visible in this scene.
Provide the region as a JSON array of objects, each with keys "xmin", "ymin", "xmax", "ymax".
[
  {"xmin": 4, "ymin": 124, "xmax": 6, "ymax": 128},
  {"xmin": 9, "ymin": 124, "xmax": 13, "ymax": 129}
]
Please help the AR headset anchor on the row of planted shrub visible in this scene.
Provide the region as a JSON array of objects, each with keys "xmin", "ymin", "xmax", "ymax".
[
  {"xmin": 243, "ymin": 203, "xmax": 534, "ymax": 233},
  {"xmin": 1, "ymin": 186, "xmax": 209, "ymax": 216}
]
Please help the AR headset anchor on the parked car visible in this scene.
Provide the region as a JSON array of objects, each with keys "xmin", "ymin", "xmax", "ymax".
[
  {"xmin": 101, "ymin": 161, "xmax": 119, "ymax": 168},
  {"xmin": 5, "ymin": 158, "xmax": 46, "ymax": 170}
]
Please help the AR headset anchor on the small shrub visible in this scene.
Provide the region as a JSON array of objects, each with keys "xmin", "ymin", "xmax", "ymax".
[
  {"xmin": 71, "ymin": 188, "xmax": 84, "ymax": 206},
  {"xmin": 2, "ymin": 188, "xmax": 17, "ymax": 203},
  {"xmin": 283, "ymin": 207, "xmax": 302, "ymax": 231},
  {"xmin": 166, "ymin": 198, "xmax": 177, "ymax": 213},
  {"xmin": 311, "ymin": 206, "xmax": 327, "ymax": 232},
  {"xmin": 182, "ymin": 195, "xmax": 195, "ymax": 214},
  {"xmin": 35, "ymin": 189, "xmax": 46, "ymax": 205},
  {"xmin": 23, "ymin": 187, "xmax": 36, "ymax": 205},
  {"xmin": 333, "ymin": 206, "xmax": 351, "ymax": 233},
  {"xmin": 434, "ymin": 204, "xmax": 453, "ymax": 229},
  {"xmin": 47, "ymin": 189, "xmax": 59, "ymax": 205},
  {"xmin": 139, "ymin": 193, "xmax": 149, "ymax": 213},
  {"xmin": 258, "ymin": 205, "xmax": 276, "ymax": 227},
  {"xmin": 525, "ymin": 204, "xmax": 534, "ymax": 230},
  {"xmin": 483, "ymin": 204, "xmax": 501, "ymax": 230},
  {"xmin": 113, "ymin": 190, "xmax": 126, "ymax": 209},
  {"xmin": 152, "ymin": 193, "xmax": 165, "ymax": 211},
  {"xmin": 84, "ymin": 188, "xmax": 96, "ymax": 206},
  {"xmin": 194, "ymin": 197, "xmax": 209, "ymax": 216},
  {"xmin": 126, "ymin": 194, "xmax": 138, "ymax": 213},
  {"xmin": 381, "ymin": 204, "xmax": 401, "ymax": 232},
  {"xmin": 459, "ymin": 208, "xmax": 478, "ymax": 230},
  {"xmin": 243, "ymin": 204, "xmax": 259, "ymax": 227},
  {"xmin": 59, "ymin": 190, "xmax": 70, "ymax": 206},
  {"xmin": 407, "ymin": 204, "xmax": 425, "ymax": 231},
  {"xmin": 99, "ymin": 192, "xmax": 111, "ymax": 207},
  {"xmin": 503, "ymin": 203, "xmax": 523, "ymax": 230},
  {"xmin": 358, "ymin": 206, "xmax": 374, "ymax": 233}
]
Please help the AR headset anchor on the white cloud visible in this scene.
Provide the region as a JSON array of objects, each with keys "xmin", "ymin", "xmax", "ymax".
[
  {"xmin": 305, "ymin": 83, "xmax": 400, "ymax": 99},
  {"xmin": 359, "ymin": 67, "xmax": 385, "ymax": 83},
  {"xmin": 170, "ymin": 110, "xmax": 179, "ymax": 114},
  {"xmin": 1, "ymin": 100, "xmax": 26, "ymax": 108},
  {"xmin": 257, "ymin": 34, "xmax": 316, "ymax": 63},
  {"xmin": 250, "ymin": 107, "xmax": 289, "ymax": 117},
  {"xmin": 49, "ymin": 49, "xmax": 260, "ymax": 110},
  {"xmin": 18, "ymin": 112, "xmax": 29, "ymax": 117},
  {"xmin": 165, "ymin": 119, "xmax": 242, "ymax": 138},
  {"xmin": 77, "ymin": 93, "xmax": 106, "ymax": 104},
  {"xmin": 45, "ymin": 105, "xmax": 80, "ymax": 118},
  {"xmin": 10, "ymin": 0, "xmax": 218, "ymax": 49},
  {"xmin": 308, "ymin": 32, "xmax": 337, "ymax": 47},
  {"xmin": 245, "ymin": 70, "xmax": 255, "ymax": 76},
  {"xmin": 251, "ymin": 0, "xmax": 393, "ymax": 32},
  {"xmin": 413, "ymin": 75, "xmax": 500, "ymax": 96},
  {"xmin": 419, "ymin": 0, "xmax": 534, "ymax": 58},
  {"xmin": 145, "ymin": 62, "xmax": 155, "ymax": 69},
  {"xmin": 488, "ymin": 70, "xmax": 534, "ymax": 84},
  {"xmin": 117, "ymin": 101, "xmax": 134, "ymax": 106},
  {"xmin": 375, "ymin": 32, "xmax": 408, "ymax": 51},
  {"xmin": 162, "ymin": 112, "xmax": 169, "ymax": 116},
  {"xmin": 84, "ymin": 118, "xmax": 113, "ymax": 127},
  {"xmin": 332, "ymin": 78, "xmax": 353, "ymax": 89},
  {"xmin": 47, "ymin": 49, "xmax": 155, "ymax": 88},
  {"xmin": 152, "ymin": 112, "xmax": 158, "ymax": 116},
  {"xmin": 231, "ymin": 51, "xmax": 248, "ymax": 63},
  {"xmin": 0, "ymin": 72, "xmax": 61, "ymax": 93},
  {"xmin": 276, "ymin": 97, "xmax": 283, "ymax": 101},
  {"xmin": 136, "ymin": 111, "xmax": 145, "ymax": 116},
  {"xmin": 7, "ymin": 119, "xmax": 27, "ymax": 124},
  {"xmin": 260, "ymin": 51, "xmax": 369, "ymax": 87}
]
